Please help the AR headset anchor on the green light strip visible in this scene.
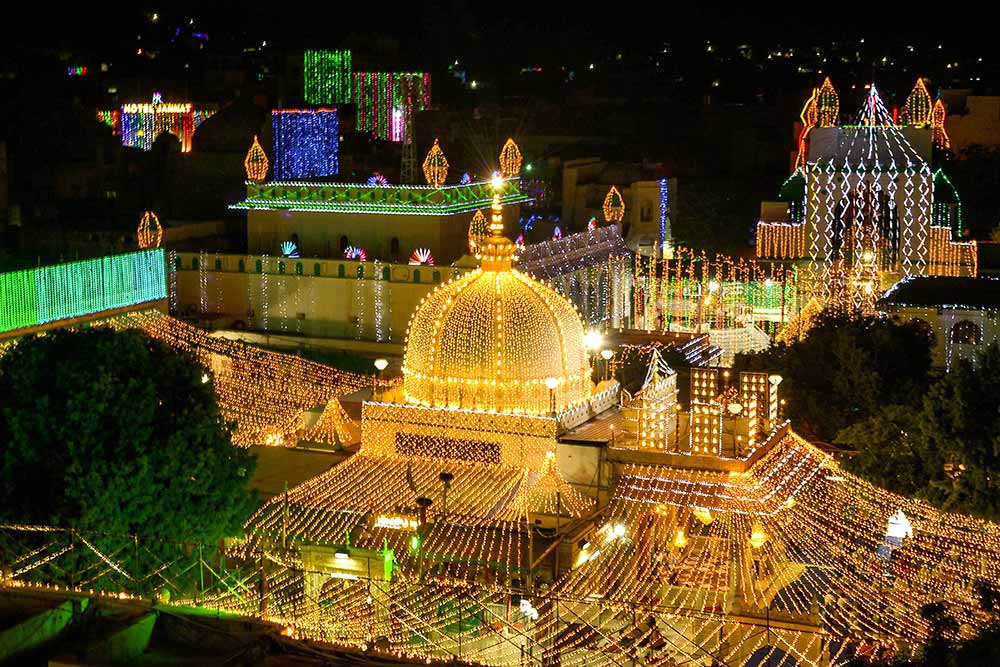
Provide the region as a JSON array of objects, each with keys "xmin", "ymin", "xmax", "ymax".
[
  {"xmin": 230, "ymin": 179, "xmax": 532, "ymax": 215},
  {"xmin": 0, "ymin": 250, "xmax": 167, "ymax": 334}
]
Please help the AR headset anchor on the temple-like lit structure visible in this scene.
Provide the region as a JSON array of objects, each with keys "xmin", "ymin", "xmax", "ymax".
[{"xmin": 197, "ymin": 175, "xmax": 1000, "ymax": 667}]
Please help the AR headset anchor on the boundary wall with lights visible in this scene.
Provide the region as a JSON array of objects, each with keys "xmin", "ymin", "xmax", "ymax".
[
  {"xmin": 169, "ymin": 251, "xmax": 459, "ymax": 342},
  {"xmin": 0, "ymin": 250, "xmax": 168, "ymax": 338}
]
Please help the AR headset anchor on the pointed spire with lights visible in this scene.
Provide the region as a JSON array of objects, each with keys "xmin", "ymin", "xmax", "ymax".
[
  {"xmin": 932, "ymin": 98, "xmax": 951, "ymax": 150},
  {"xmin": 244, "ymin": 135, "xmax": 269, "ymax": 182},
  {"xmin": 795, "ymin": 88, "xmax": 819, "ymax": 169},
  {"xmin": 603, "ymin": 186, "xmax": 625, "ymax": 223},
  {"xmin": 817, "ymin": 77, "xmax": 839, "ymax": 127},
  {"xmin": 422, "ymin": 138, "xmax": 448, "ymax": 187},
  {"xmin": 476, "ymin": 173, "xmax": 519, "ymax": 271},
  {"xmin": 499, "ymin": 138, "xmax": 522, "ymax": 177},
  {"xmin": 857, "ymin": 84, "xmax": 894, "ymax": 127},
  {"xmin": 902, "ymin": 78, "xmax": 933, "ymax": 126}
]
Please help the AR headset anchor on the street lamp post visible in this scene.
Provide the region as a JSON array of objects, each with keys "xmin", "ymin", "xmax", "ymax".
[
  {"xmin": 545, "ymin": 377, "xmax": 559, "ymax": 416},
  {"xmin": 373, "ymin": 358, "xmax": 388, "ymax": 400},
  {"xmin": 600, "ymin": 349, "xmax": 614, "ymax": 382}
]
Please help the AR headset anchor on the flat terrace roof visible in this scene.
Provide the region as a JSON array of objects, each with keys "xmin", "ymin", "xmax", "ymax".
[{"xmin": 230, "ymin": 178, "xmax": 532, "ymax": 215}]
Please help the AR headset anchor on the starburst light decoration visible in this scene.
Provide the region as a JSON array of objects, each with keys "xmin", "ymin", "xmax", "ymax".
[{"xmin": 408, "ymin": 248, "xmax": 435, "ymax": 265}]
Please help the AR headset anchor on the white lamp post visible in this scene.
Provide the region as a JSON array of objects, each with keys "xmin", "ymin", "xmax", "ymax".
[
  {"xmin": 600, "ymin": 348, "xmax": 614, "ymax": 382},
  {"xmin": 544, "ymin": 377, "xmax": 559, "ymax": 416},
  {"xmin": 374, "ymin": 358, "xmax": 389, "ymax": 400}
]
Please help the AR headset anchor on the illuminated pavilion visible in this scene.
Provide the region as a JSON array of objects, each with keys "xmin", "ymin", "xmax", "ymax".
[{"xmin": 211, "ymin": 185, "xmax": 1000, "ymax": 667}]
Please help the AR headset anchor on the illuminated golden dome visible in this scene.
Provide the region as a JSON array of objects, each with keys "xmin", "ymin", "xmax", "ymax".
[{"xmin": 402, "ymin": 190, "xmax": 591, "ymax": 415}]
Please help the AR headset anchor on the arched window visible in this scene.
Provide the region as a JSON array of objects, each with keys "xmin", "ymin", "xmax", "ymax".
[
  {"xmin": 338, "ymin": 264, "xmax": 345, "ymax": 278},
  {"xmin": 255, "ymin": 259, "xmax": 262, "ymax": 273},
  {"xmin": 296, "ymin": 262, "xmax": 303, "ymax": 275},
  {"xmin": 214, "ymin": 258, "xmax": 222, "ymax": 271},
  {"xmin": 433, "ymin": 270, "xmax": 441, "ymax": 283},
  {"xmin": 278, "ymin": 262, "xmax": 286, "ymax": 274},
  {"xmin": 382, "ymin": 266, "xmax": 391, "ymax": 280},
  {"xmin": 413, "ymin": 269, "xmax": 421, "ymax": 283},
  {"xmin": 951, "ymin": 320, "xmax": 982, "ymax": 344},
  {"xmin": 238, "ymin": 259, "xmax": 245, "ymax": 272},
  {"xmin": 192, "ymin": 257, "xmax": 199, "ymax": 270},
  {"xmin": 357, "ymin": 265, "xmax": 364, "ymax": 279},
  {"xmin": 314, "ymin": 263, "xmax": 321, "ymax": 276},
  {"xmin": 175, "ymin": 255, "xmax": 183, "ymax": 269}
]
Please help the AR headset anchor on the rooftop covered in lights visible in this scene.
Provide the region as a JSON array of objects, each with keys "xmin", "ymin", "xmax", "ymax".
[{"xmin": 230, "ymin": 178, "xmax": 532, "ymax": 216}]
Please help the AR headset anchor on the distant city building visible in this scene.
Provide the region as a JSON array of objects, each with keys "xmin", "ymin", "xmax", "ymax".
[
  {"xmin": 562, "ymin": 158, "xmax": 676, "ymax": 258},
  {"xmin": 940, "ymin": 90, "xmax": 1000, "ymax": 153},
  {"xmin": 879, "ymin": 276, "xmax": 1000, "ymax": 370}
]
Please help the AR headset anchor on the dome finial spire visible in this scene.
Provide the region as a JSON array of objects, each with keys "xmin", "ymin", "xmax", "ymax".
[{"xmin": 475, "ymin": 173, "xmax": 518, "ymax": 271}]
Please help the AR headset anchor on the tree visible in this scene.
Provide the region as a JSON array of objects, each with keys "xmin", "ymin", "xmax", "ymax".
[
  {"xmin": 0, "ymin": 327, "xmax": 257, "ymax": 546},
  {"xmin": 734, "ymin": 311, "xmax": 934, "ymax": 443},
  {"xmin": 838, "ymin": 342, "xmax": 1000, "ymax": 521}
]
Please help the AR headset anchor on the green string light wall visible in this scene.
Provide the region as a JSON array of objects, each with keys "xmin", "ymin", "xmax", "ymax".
[
  {"xmin": 303, "ymin": 50, "xmax": 352, "ymax": 104},
  {"xmin": 0, "ymin": 250, "xmax": 167, "ymax": 334}
]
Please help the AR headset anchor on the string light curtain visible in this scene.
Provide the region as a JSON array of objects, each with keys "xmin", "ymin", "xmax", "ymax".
[
  {"xmin": 303, "ymin": 50, "xmax": 352, "ymax": 104},
  {"xmin": 271, "ymin": 109, "xmax": 340, "ymax": 180},
  {"xmin": 353, "ymin": 72, "xmax": 431, "ymax": 142},
  {"xmin": 0, "ymin": 250, "xmax": 166, "ymax": 334}
]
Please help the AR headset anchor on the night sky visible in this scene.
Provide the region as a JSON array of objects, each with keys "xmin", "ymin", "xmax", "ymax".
[{"xmin": 4, "ymin": 2, "xmax": 994, "ymax": 71}]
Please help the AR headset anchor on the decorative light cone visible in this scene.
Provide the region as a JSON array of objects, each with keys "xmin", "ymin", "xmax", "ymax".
[
  {"xmin": 932, "ymin": 99, "xmax": 950, "ymax": 149},
  {"xmin": 468, "ymin": 210, "xmax": 489, "ymax": 253},
  {"xmin": 422, "ymin": 138, "xmax": 449, "ymax": 187},
  {"xmin": 903, "ymin": 78, "xmax": 932, "ymax": 126},
  {"xmin": 817, "ymin": 76, "xmax": 839, "ymax": 127},
  {"xmin": 499, "ymin": 138, "xmax": 522, "ymax": 177},
  {"xmin": 603, "ymin": 186, "xmax": 625, "ymax": 223},
  {"xmin": 137, "ymin": 211, "xmax": 162, "ymax": 249},
  {"xmin": 244, "ymin": 135, "xmax": 269, "ymax": 182}
]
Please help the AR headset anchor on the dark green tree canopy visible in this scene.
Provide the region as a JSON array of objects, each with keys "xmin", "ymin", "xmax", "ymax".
[
  {"xmin": 839, "ymin": 342, "xmax": 1000, "ymax": 521},
  {"xmin": 0, "ymin": 327, "xmax": 256, "ymax": 543},
  {"xmin": 735, "ymin": 311, "xmax": 934, "ymax": 443}
]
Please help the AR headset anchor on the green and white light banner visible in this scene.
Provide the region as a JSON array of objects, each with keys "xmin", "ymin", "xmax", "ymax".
[{"xmin": 0, "ymin": 250, "xmax": 167, "ymax": 334}]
